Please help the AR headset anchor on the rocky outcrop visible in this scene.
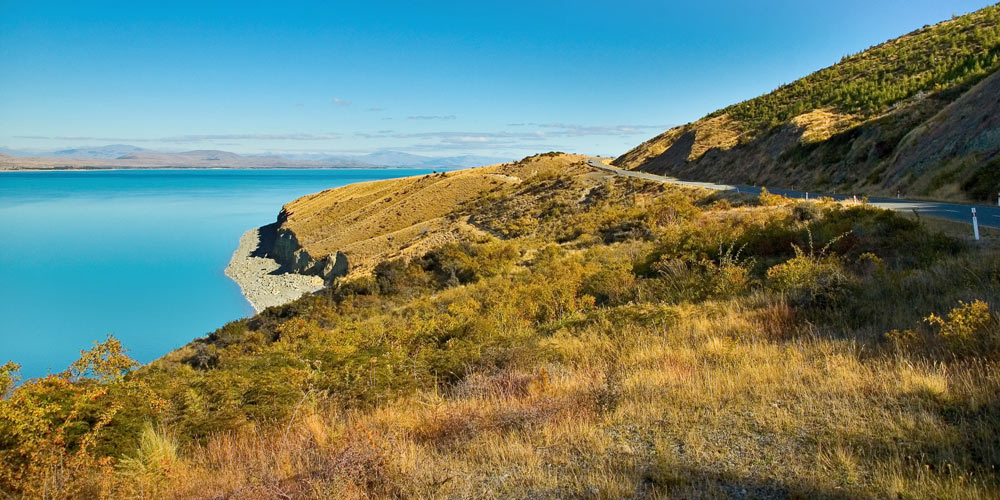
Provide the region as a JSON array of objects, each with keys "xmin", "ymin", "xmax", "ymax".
[
  {"xmin": 259, "ymin": 213, "xmax": 350, "ymax": 282},
  {"xmin": 224, "ymin": 227, "xmax": 326, "ymax": 313},
  {"xmin": 247, "ymin": 154, "xmax": 585, "ymax": 284}
]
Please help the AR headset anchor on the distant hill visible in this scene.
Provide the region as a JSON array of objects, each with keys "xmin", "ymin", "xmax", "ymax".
[
  {"xmin": 0, "ymin": 149, "xmax": 373, "ymax": 170},
  {"xmin": 0, "ymin": 144, "xmax": 146, "ymax": 158},
  {"xmin": 49, "ymin": 144, "xmax": 147, "ymax": 159},
  {"xmin": 616, "ymin": 5, "xmax": 1000, "ymax": 202},
  {"xmin": 0, "ymin": 146, "xmax": 512, "ymax": 170}
]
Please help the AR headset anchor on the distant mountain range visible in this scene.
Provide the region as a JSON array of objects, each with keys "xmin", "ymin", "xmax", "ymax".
[
  {"xmin": 0, "ymin": 146, "xmax": 512, "ymax": 170},
  {"xmin": 0, "ymin": 144, "xmax": 149, "ymax": 159}
]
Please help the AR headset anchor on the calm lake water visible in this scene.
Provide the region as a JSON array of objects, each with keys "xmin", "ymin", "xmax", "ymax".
[{"xmin": 0, "ymin": 169, "xmax": 432, "ymax": 379}]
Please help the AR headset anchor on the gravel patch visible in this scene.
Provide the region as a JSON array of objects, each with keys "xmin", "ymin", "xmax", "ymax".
[{"xmin": 225, "ymin": 227, "xmax": 325, "ymax": 313}]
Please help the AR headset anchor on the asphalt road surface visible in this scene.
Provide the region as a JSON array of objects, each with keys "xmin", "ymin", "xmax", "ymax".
[{"xmin": 586, "ymin": 158, "xmax": 1000, "ymax": 229}]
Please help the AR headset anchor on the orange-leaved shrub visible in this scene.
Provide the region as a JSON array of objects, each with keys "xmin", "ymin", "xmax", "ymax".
[{"xmin": 0, "ymin": 336, "xmax": 165, "ymax": 499}]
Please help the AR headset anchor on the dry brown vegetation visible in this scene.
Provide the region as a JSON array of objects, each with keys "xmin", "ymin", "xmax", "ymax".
[
  {"xmin": 2, "ymin": 153, "xmax": 998, "ymax": 499},
  {"xmin": 275, "ymin": 154, "xmax": 589, "ymax": 276}
]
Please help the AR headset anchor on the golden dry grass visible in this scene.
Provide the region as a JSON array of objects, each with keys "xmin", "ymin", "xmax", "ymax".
[
  {"xmin": 790, "ymin": 108, "xmax": 859, "ymax": 144},
  {"xmin": 613, "ymin": 115, "xmax": 743, "ymax": 170},
  {"xmin": 279, "ymin": 154, "xmax": 590, "ymax": 275},
  {"xmin": 108, "ymin": 293, "xmax": 999, "ymax": 499},
  {"xmin": 688, "ymin": 114, "xmax": 742, "ymax": 160}
]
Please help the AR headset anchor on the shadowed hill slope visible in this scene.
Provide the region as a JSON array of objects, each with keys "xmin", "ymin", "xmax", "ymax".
[{"xmin": 616, "ymin": 5, "xmax": 1000, "ymax": 202}]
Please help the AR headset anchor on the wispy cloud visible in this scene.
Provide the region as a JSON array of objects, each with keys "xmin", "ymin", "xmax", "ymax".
[
  {"xmin": 354, "ymin": 130, "xmax": 543, "ymax": 141},
  {"xmin": 331, "ymin": 98, "xmax": 351, "ymax": 106},
  {"xmin": 159, "ymin": 133, "xmax": 341, "ymax": 142},
  {"xmin": 408, "ymin": 115, "xmax": 457, "ymax": 120},
  {"xmin": 352, "ymin": 130, "xmax": 553, "ymax": 151},
  {"xmin": 352, "ymin": 122, "xmax": 666, "ymax": 142},
  {"xmin": 16, "ymin": 133, "xmax": 342, "ymax": 143},
  {"xmin": 402, "ymin": 138, "xmax": 564, "ymax": 152},
  {"xmin": 366, "ymin": 107, "xmax": 385, "ymax": 112},
  {"xmin": 530, "ymin": 123, "xmax": 671, "ymax": 136},
  {"xmin": 15, "ymin": 135, "xmax": 138, "ymax": 142}
]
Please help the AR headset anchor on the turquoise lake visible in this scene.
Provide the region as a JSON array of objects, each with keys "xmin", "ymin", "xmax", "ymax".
[{"xmin": 0, "ymin": 169, "xmax": 432, "ymax": 379}]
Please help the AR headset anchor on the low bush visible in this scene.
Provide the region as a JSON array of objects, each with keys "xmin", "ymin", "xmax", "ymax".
[
  {"xmin": 889, "ymin": 300, "xmax": 999, "ymax": 356},
  {"xmin": 767, "ymin": 252, "xmax": 854, "ymax": 308},
  {"xmin": 0, "ymin": 337, "xmax": 164, "ymax": 497}
]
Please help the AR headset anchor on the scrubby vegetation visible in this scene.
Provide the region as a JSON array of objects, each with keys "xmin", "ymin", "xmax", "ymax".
[
  {"xmin": 2, "ymin": 155, "xmax": 999, "ymax": 499},
  {"xmin": 615, "ymin": 5, "xmax": 1000, "ymax": 202},
  {"xmin": 717, "ymin": 5, "xmax": 1000, "ymax": 134}
]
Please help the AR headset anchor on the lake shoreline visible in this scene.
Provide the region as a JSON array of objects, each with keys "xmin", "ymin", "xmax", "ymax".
[
  {"xmin": 224, "ymin": 227, "xmax": 326, "ymax": 313},
  {"xmin": 3, "ymin": 168, "xmax": 430, "ymax": 379}
]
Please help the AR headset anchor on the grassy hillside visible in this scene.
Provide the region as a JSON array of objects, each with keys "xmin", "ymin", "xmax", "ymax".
[
  {"xmin": 616, "ymin": 5, "xmax": 1000, "ymax": 202},
  {"xmin": 2, "ymin": 154, "xmax": 999, "ymax": 499},
  {"xmin": 267, "ymin": 154, "xmax": 588, "ymax": 278}
]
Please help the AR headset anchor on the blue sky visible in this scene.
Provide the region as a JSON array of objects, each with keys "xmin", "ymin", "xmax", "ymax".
[{"xmin": 0, "ymin": 0, "xmax": 995, "ymax": 158}]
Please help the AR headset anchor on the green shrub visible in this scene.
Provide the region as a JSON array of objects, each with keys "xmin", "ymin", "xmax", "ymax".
[
  {"xmin": 421, "ymin": 243, "xmax": 478, "ymax": 286},
  {"xmin": 926, "ymin": 300, "xmax": 998, "ymax": 353},
  {"xmin": 646, "ymin": 244, "xmax": 755, "ymax": 304},
  {"xmin": 767, "ymin": 252, "xmax": 854, "ymax": 308},
  {"xmin": 887, "ymin": 300, "xmax": 999, "ymax": 356},
  {"xmin": 582, "ymin": 262, "xmax": 636, "ymax": 306},
  {"xmin": 758, "ymin": 187, "xmax": 786, "ymax": 206}
]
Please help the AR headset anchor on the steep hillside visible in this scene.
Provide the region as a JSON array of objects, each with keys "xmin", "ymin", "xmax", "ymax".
[{"xmin": 616, "ymin": 5, "xmax": 1000, "ymax": 202}]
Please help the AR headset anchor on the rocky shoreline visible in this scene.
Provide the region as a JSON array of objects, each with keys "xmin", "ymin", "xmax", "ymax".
[{"xmin": 225, "ymin": 227, "xmax": 326, "ymax": 313}]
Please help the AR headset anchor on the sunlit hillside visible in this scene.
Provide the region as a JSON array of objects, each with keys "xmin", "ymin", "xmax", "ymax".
[
  {"xmin": 3, "ymin": 153, "xmax": 998, "ymax": 499},
  {"xmin": 268, "ymin": 153, "xmax": 589, "ymax": 278},
  {"xmin": 616, "ymin": 5, "xmax": 1000, "ymax": 202}
]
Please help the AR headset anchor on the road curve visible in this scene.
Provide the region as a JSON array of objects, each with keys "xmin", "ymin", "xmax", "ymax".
[{"xmin": 586, "ymin": 158, "xmax": 1000, "ymax": 229}]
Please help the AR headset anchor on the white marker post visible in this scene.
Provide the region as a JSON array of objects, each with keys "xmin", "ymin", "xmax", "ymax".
[
  {"xmin": 806, "ymin": 192, "xmax": 809, "ymax": 200},
  {"xmin": 972, "ymin": 208, "xmax": 980, "ymax": 241}
]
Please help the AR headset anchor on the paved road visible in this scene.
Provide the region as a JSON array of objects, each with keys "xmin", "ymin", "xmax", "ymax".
[{"xmin": 586, "ymin": 158, "xmax": 1000, "ymax": 229}]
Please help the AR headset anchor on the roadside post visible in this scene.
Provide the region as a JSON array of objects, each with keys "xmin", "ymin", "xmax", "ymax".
[
  {"xmin": 972, "ymin": 208, "xmax": 980, "ymax": 241},
  {"xmin": 805, "ymin": 192, "xmax": 809, "ymax": 200}
]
